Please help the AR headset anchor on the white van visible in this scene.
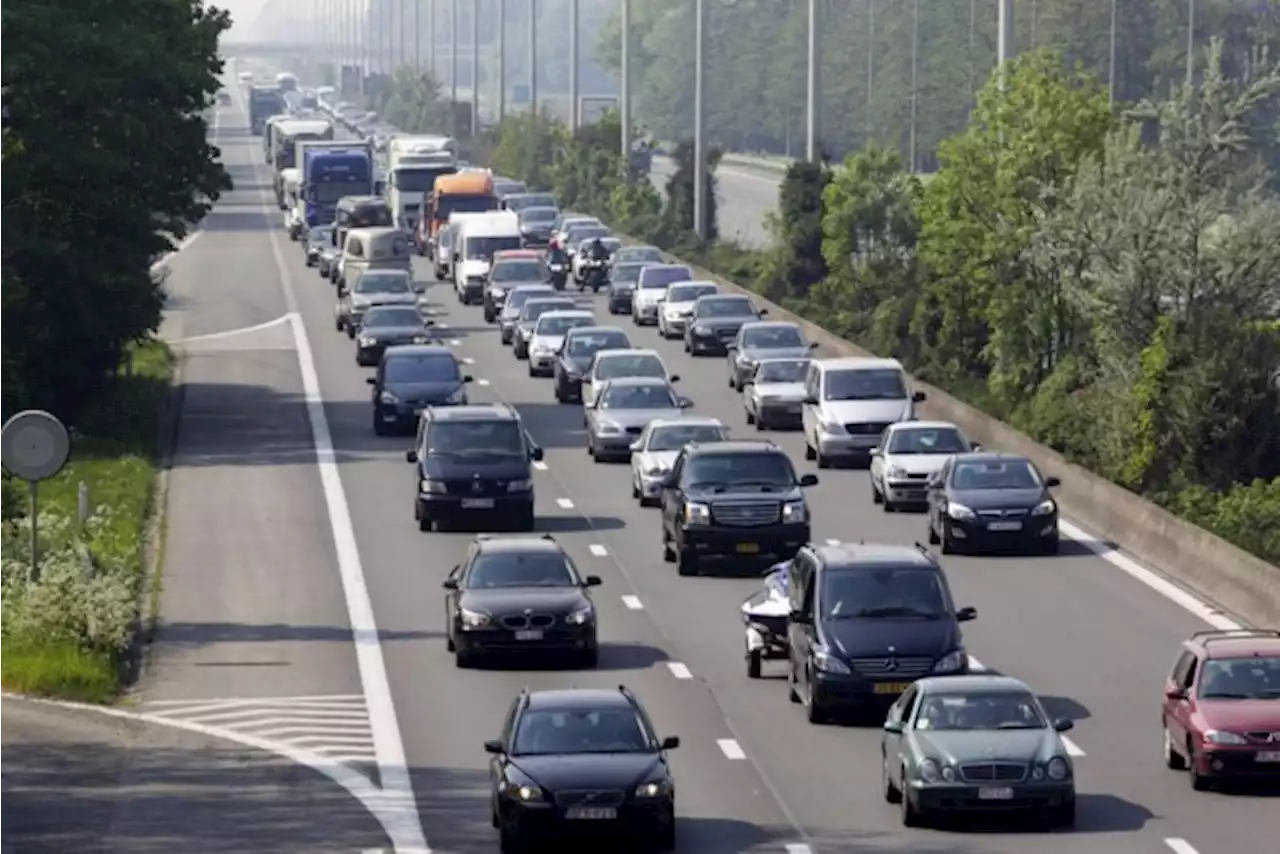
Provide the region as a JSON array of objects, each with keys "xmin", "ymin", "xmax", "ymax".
[
  {"xmin": 801, "ymin": 357, "xmax": 926, "ymax": 468},
  {"xmin": 452, "ymin": 211, "xmax": 522, "ymax": 305}
]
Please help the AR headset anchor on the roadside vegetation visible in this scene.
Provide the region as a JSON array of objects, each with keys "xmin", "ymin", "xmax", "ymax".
[{"xmin": 1, "ymin": 0, "xmax": 230, "ymax": 700}]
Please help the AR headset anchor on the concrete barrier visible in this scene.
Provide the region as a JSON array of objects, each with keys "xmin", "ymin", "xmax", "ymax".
[{"xmin": 616, "ymin": 234, "xmax": 1280, "ymax": 627}]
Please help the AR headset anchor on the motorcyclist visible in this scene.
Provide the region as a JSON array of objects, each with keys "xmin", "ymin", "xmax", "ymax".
[
  {"xmin": 587, "ymin": 236, "xmax": 611, "ymax": 263},
  {"xmin": 581, "ymin": 236, "xmax": 611, "ymax": 291},
  {"xmin": 546, "ymin": 244, "xmax": 570, "ymax": 290}
]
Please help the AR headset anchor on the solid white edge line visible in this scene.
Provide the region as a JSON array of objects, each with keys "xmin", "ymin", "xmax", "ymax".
[
  {"xmin": 556, "ymin": 497, "xmax": 575, "ymax": 509},
  {"xmin": 1164, "ymin": 839, "xmax": 1200, "ymax": 854},
  {"xmin": 143, "ymin": 694, "xmax": 366, "ymax": 705},
  {"xmin": 716, "ymin": 738, "xmax": 747, "ymax": 760},
  {"xmin": 242, "ymin": 91, "xmax": 429, "ymax": 854},
  {"xmin": 621, "ymin": 595, "xmax": 643, "ymax": 610},
  {"xmin": 588, "ymin": 544, "xmax": 608, "ymax": 557},
  {"xmin": 666, "ymin": 663, "xmax": 693, "ymax": 680},
  {"xmin": 824, "ymin": 538, "xmax": 840, "ymax": 546},
  {"xmin": 1061, "ymin": 736, "xmax": 1086, "ymax": 757},
  {"xmin": 169, "ymin": 313, "xmax": 294, "ymax": 344}
]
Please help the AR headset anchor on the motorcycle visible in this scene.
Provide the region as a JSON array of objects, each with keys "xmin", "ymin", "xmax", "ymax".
[
  {"xmin": 547, "ymin": 261, "xmax": 569, "ymax": 291},
  {"xmin": 580, "ymin": 257, "xmax": 609, "ymax": 293}
]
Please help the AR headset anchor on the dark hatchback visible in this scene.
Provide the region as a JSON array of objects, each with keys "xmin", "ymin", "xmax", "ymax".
[
  {"xmin": 685, "ymin": 294, "xmax": 766, "ymax": 356},
  {"xmin": 554, "ymin": 326, "xmax": 631, "ymax": 403},
  {"xmin": 925, "ymin": 453, "xmax": 1061, "ymax": 555},
  {"xmin": 443, "ymin": 534, "xmax": 602, "ymax": 667},
  {"xmin": 486, "ymin": 687, "xmax": 679, "ymax": 852},
  {"xmin": 355, "ymin": 306, "xmax": 434, "ymax": 366},
  {"xmin": 659, "ymin": 440, "xmax": 817, "ymax": 577},
  {"xmin": 786, "ymin": 543, "xmax": 977, "ymax": 724},
  {"xmin": 606, "ymin": 262, "xmax": 647, "ymax": 315},
  {"xmin": 406, "ymin": 404, "xmax": 543, "ymax": 532},
  {"xmin": 368, "ymin": 346, "xmax": 472, "ymax": 435}
]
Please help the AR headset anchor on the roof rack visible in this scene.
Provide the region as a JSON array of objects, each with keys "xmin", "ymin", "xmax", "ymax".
[{"xmin": 1191, "ymin": 628, "xmax": 1280, "ymax": 646}]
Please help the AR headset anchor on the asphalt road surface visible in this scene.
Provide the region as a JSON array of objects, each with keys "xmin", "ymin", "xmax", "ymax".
[
  {"xmin": 140, "ymin": 93, "xmax": 1276, "ymax": 854},
  {"xmin": 649, "ymin": 155, "xmax": 782, "ymax": 250}
]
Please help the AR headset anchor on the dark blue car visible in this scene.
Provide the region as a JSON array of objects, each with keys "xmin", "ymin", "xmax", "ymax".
[{"xmin": 368, "ymin": 345, "xmax": 472, "ymax": 435}]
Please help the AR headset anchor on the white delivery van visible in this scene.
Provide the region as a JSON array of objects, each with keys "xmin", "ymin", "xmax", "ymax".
[{"xmin": 451, "ymin": 211, "xmax": 522, "ymax": 305}]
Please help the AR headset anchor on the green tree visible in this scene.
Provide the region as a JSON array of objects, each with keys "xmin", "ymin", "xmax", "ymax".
[{"xmin": 757, "ymin": 161, "xmax": 831, "ymax": 304}]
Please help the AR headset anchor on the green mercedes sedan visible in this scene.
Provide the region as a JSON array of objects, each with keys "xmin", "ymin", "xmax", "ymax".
[{"xmin": 880, "ymin": 674, "xmax": 1077, "ymax": 828}]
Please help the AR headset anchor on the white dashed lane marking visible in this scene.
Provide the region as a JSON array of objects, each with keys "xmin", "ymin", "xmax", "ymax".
[
  {"xmin": 824, "ymin": 538, "xmax": 840, "ymax": 546},
  {"xmin": 588, "ymin": 544, "xmax": 608, "ymax": 557},
  {"xmin": 448, "ymin": 338, "xmax": 461, "ymax": 346},
  {"xmin": 555, "ymin": 497, "xmax": 574, "ymax": 509},
  {"xmin": 785, "ymin": 845, "xmax": 814, "ymax": 854},
  {"xmin": 621, "ymin": 595, "xmax": 643, "ymax": 610},
  {"xmin": 461, "ymin": 357, "xmax": 475, "ymax": 365},
  {"xmin": 1164, "ymin": 840, "xmax": 1200, "ymax": 854},
  {"xmin": 666, "ymin": 662, "xmax": 693, "ymax": 680},
  {"xmin": 717, "ymin": 738, "xmax": 747, "ymax": 760}
]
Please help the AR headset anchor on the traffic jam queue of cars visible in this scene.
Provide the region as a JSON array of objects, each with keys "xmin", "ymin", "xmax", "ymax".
[{"xmin": 277, "ymin": 88, "xmax": 1279, "ymax": 850}]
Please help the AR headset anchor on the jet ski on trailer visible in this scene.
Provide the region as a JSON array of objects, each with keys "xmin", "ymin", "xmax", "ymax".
[{"xmin": 741, "ymin": 561, "xmax": 792, "ymax": 679}]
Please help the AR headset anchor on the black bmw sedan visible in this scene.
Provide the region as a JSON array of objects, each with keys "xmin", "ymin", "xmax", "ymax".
[
  {"xmin": 925, "ymin": 452, "xmax": 1062, "ymax": 555},
  {"xmin": 354, "ymin": 306, "xmax": 433, "ymax": 366},
  {"xmin": 443, "ymin": 534, "xmax": 602, "ymax": 667}
]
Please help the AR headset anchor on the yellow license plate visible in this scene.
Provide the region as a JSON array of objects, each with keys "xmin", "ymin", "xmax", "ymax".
[
  {"xmin": 736, "ymin": 543, "xmax": 760, "ymax": 554},
  {"xmin": 874, "ymin": 682, "xmax": 911, "ymax": 695}
]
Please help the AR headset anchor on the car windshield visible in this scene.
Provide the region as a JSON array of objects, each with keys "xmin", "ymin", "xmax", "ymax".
[
  {"xmin": 639, "ymin": 267, "xmax": 693, "ymax": 289},
  {"xmin": 915, "ymin": 693, "xmax": 1048, "ymax": 731},
  {"xmin": 647, "ymin": 423, "xmax": 728, "ymax": 451},
  {"xmin": 612, "ymin": 264, "xmax": 645, "ymax": 285},
  {"xmin": 309, "ymin": 227, "xmax": 334, "ymax": 246},
  {"xmin": 521, "ymin": 301, "xmax": 573, "ymax": 321},
  {"xmin": 595, "ymin": 354, "xmax": 665, "ymax": 380},
  {"xmin": 363, "ymin": 307, "xmax": 423, "ymax": 329},
  {"xmin": 685, "ymin": 452, "xmax": 795, "ymax": 489},
  {"xmin": 667, "ymin": 284, "xmax": 719, "ymax": 303},
  {"xmin": 465, "ymin": 551, "xmax": 577, "ymax": 589},
  {"xmin": 568, "ymin": 332, "xmax": 629, "ymax": 357},
  {"xmin": 888, "ymin": 428, "xmax": 970, "ymax": 455},
  {"xmin": 424, "ymin": 419, "xmax": 525, "ymax": 458},
  {"xmin": 744, "ymin": 326, "xmax": 805, "ymax": 349},
  {"xmin": 599, "ymin": 384, "xmax": 677, "ymax": 410},
  {"xmin": 580, "ymin": 238, "xmax": 620, "ymax": 253},
  {"xmin": 536, "ymin": 315, "xmax": 591, "ymax": 336},
  {"xmin": 617, "ymin": 247, "xmax": 664, "ymax": 264},
  {"xmin": 355, "ymin": 273, "xmax": 412, "ymax": 294},
  {"xmin": 492, "ymin": 260, "xmax": 545, "ymax": 282},
  {"xmin": 569, "ymin": 228, "xmax": 610, "ymax": 244},
  {"xmin": 384, "ymin": 355, "xmax": 459, "ymax": 383},
  {"xmin": 465, "ymin": 236, "xmax": 522, "ymax": 260},
  {"xmin": 755, "ymin": 360, "xmax": 809, "ymax": 383},
  {"xmin": 821, "ymin": 567, "xmax": 949, "ymax": 619},
  {"xmin": 952, "ymin": 460, "xmax": 1041, "ymax": 490},
  {"xmin": 1198, "ymin": 656, "xmax": 1280, "ymax": 700},
  {"xmin": 824, "ymin": 368, "xmax": 906, "ymax": 401},
  {"xmin": 697, "ymin": 297, "xmax": 755, "ymax": 318},
  {"xmin": 519, "ymin": 206, "xmax": 557, "ymax": 222},
  {"xmin": 512, "ymin": 708, "xmax": 652, "ymax": 756}
]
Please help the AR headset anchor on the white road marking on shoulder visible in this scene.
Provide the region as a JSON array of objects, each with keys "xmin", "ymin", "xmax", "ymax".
[
  {"xmin": 461, "ymin": 357, "xmax": 474, "ymax": 364},
  {"xmin": 1164, "ymin": 840, "xmax": 1200, "ymax": 854},
  {"xmin": 967, "ymin": 656, "xmax": 985, "ymax": 671},
  {"xmin": 588, "ymin": 544, "xmax": 608, "ymax": 557},
  {"xmin": 448, "ymin": 338, "xmax": 461, "ymax": 346},
  {"xmin": 621, "ymin": 595, "xmax": 643, "ymax": 610},
  {"xmin": 824, "ymin": 538, "xmax": 840, "ymax": 546},
  {"xmin": 666, "ymin": 663, "xmax": 693, "ymax": 680},
  {"xmin": 556, "ymin": 497, "xmax": 574, "ymax": 509},
  {"xmin": 785, "ymin": 845, "xmax": 814, "ymax": 854},
  {"xmin": 717, "ymin": 738, "xmax": 747, "ymax": 760},
  {"xmin": 167, "ymin": 313, "xmax": 294, "ymax": 344},
  {"xmin": 477, "ymin": 378, "xmax": 490, "ymax": 386},
  {"xmin": 1061, "ymin": 736, "xmax": 1086, "ymax": 757},
  {"xmin": 532, "ymin": 461, "xmax": 548, "ymax": 471}
]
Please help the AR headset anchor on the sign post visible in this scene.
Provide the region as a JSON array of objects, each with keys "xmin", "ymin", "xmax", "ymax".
[{"xmin": 1, "ymin": 410, "xmax": 72, "ymax": 582}]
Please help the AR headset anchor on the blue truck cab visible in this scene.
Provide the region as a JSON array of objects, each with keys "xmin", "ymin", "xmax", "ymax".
[{"xmin": 302, "ymin": 145, "xmax": 375, "ymax": 228}]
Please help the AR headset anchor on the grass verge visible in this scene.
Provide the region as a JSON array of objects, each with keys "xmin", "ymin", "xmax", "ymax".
[{"xmin": 1, "ymin": 340, "xmax": 173, "ymax": 702}]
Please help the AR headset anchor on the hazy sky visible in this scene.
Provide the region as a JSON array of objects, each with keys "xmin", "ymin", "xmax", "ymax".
[{"xmin": 221, "ymin": 0, "xmax": 267, "ymax": 39}]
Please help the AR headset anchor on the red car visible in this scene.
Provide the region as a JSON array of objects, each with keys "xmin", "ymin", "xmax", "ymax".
[{"xmin": 1161, "ymin": 628, "xmax": 1280, "ymax": 790}]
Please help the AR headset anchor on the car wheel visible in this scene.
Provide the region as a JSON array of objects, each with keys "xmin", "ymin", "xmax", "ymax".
[
  {"xmin": 728, "ymin": 372, "xmax": 737, "ymax": 390},
  {"xmin": 373, "ymin": 416, "xmax": 389, "ymax": 436},
  {"xmin": 1188, "ymin": 739, "xmax": 1211, "ymax": 790},
  {"xmin": 334, "ymin": 317, "xmax": 343, "ymax": 331},
  {"xmin": 787, "ymin": 664, "xmax": 801, "ymax": 703},
  {"xmin": 454, "ymin": 649, "xmax": 477, "ymax": 669},
  {"xmin": 745, "ymin": 408, "xmax": 755, "ymax": 426},
  {"xmin": 527, "ymin": 363, "xmax": 537, "ymax": 378},
  {"xmin": 631, "ymin": 476, "xmax": 641, "ymax": 499},
  {"xmin": 940, "ymin": 525, "xmax": 957, "ymax": 555},
  {"xmin": 900, "ymin": 779, "xmax": 924, "ymax": 827},
  {"xmin": 661, "ymin": 530, "xmax": 676, "ymax": 563},
  {"xmin": 447, "ymin": 633, "xmax": 456, "ymax": 653},
  {"xmin": 805, "ymin": 687, "xmax": 829, "ymax": 725},
  {"xmin": 871, "ymin": 477, "xmax": 884, "ymax": 505},
  {"xmin": 1163, "ymin": 725, "xmax": 1187, "ymax": 770},
  {"xmin": 498, "ymin": 824, "xmax": 526, "ymax": 854},
  {"xmin": 882, "ymin": 752, "xmax": 902, "ymax": 803},
  {"xmin": 815, "ymin": 446, "xmax": 832, "ymax": 469},
  {"xmin": 927, "ymin": 518, "xmax": 941, "ymax": 545},
  {"xmin": 804, "ymin": 442, "xmax": 816, "ymax": 461},
  {"xmin": 346, "ymin": 326, "xmax": 355, "ymax": 340},
  {"xmin": 747, "ymin": 649, "xmax": 762, "ymax": 679},
  {"xmin": 1050, "ymin": 799, "xmax": 1076, "ymax": 829},
  {"xmin": 577, "ymin": 646, "xmax": 599, "ymax": 669},
  {"xmin": 677, "ymin": 546, "xmax": 699, "ymax": 577},
  {"xmin": 683, "ymin": 340, "xmax": 691, "ymax": 354},
  {"xmin": 1040, "ymin": 536, "xmax": 1061, "ymax": 556}
]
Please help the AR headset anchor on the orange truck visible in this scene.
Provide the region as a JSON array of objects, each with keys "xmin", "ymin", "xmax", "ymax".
[{"xmin": 415, "ymin": 171, "xmax": 498, "ymax": 254}]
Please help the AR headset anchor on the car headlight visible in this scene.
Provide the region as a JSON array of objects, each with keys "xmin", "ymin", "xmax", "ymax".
[
  {"xmin": 692, "ymin": 324, "xmax": 710, "ymax": 335},
  {"xmin": 782, "ymin": 500, "xmax": 807, "ymax": 523},
  {"xmin": 684, "ymin": 502, "xmax": 711, "ymax": 525},
  {"xmin": 358, "ymin": 335, "xmax": 376, "ymax": 347},
  {"xmin": 507, "ymin": 478, "xmax": 533, "ymax": 492},
  {"xmin": 412, "ymin": 335, "xmax": 430, "ymax": 344},
  {"xmin": 444, "ymin": 386, "xmax": 467, "ymax": 405},
  {"xmin": 459, "ymin": 608, "xmax": 492, "ymax": 629},
  {"xmin": 1204, "ymin": 730, "xmax": 1248, "ymax": 745},
  {"xmin": 918, "ymin": 758, "xmax": 955, "ymax": 783},
  {"xmin": 812, "ymin": 649, "xmax": 851, "ymax": 675},
  {"xmin": 379, "ymin": 391, "xmax": 399, "ymax": 404},
  {"xmin": 597, "ymin": 423, "xmax": 622, "ymax": 435},
  {"xmin": 564, "ymin": 605, "xmax": 594, "ymax": 626},
  {"xmin": 932, "ymin": 650, "xmax": 966, "ymax": 673},
  {"xmin": 821, "ymin": 420, "xmax": 845, "ymax": 435},
  {"xmin": 886, "ymin": 466, "xmax": 909, "ymax": 480},
  {"xmin": 634, "ymin": 779, "xmax": 672, "ymax": 798},
  {"xmin": 419, "ymin": 479, "xmax": 446, "ymax": 495},
  {"xmin": 1045, "ymin": 756, "xmax": 1071, "ymax": 781},
  {"xmin": 946, "ymin": 502, "xmax": 975, "ymax": 520},
  {"xmin": 1031, "ymin": 499, "xmax": 1057, "ymax": 516},
  {"xmin": 501, "ymin": 782, "xmax": 544, "ymax": 801}
]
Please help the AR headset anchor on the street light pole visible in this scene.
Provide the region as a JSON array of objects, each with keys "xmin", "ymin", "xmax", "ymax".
[
  {"xmin": 620, "ymin": 0, "xmax": 631, "ymax": 165},
  {"xmin": 693, "ymin": 0, "xmax": 706, "ymax": 241},
  {"xmin": 498, "ymin": 0, "xmax": 507, "ymax": 121},
  {"xmin": 569, "ymin": 0, "xmax": 580, "ymax": 130},
  {"xmin": 528, "ymin": 0, "xmax": 538, "ymax": 117},
  {"xmin": 997, "ymin": 0, "xmax": 1015, "ymax": 89},
  {"xmin": 451, "ymin": 0, "xmax": 459, "ymax": 105},
  {"xmin": 471, "ymin": 0, "xmax": 480, "ymax": 135},
  {"xmin": 805, "ymin": 0, "xmax": 820, "ymax": 162}
]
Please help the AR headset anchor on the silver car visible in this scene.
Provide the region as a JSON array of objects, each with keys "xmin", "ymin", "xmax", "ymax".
[
  {"xmin": 513, "ymin": 297, "xmax": 576, "ymax": 360},
  {"xmin": 585, "ymin": 377, "xmax": 690, "ymax": 462},
  {"xmin": 526, "ymin": 310, "xmax": 596, "ymax": 377},
  {"xmin": 802, "ymin": 358, "xmax": 926, "ymax": 467},
  {"xmin": 870, "ymin": 421, "xmax": 976, "ymax": 510},
  {"xmin": 658, "ymin": 281, "xmax": 720, "ymax": 339},
  {"xmin": 727, "ymin": 321, "xmax": 819, "ymax": 390},
  {"xmin": 581, "ymin": 348, "xmax": 672, "ymax": 409},
  {"xmin": 335, "ymin": 269, "xmax": 419, "ymax": 339},
  {"xmin": 630, "ymin": 417, "xmax": 729, "ymax": 506},
  {"xmin": 499, "ymin": 284, "xmax": 556, "ymax": 345},
  {"xmin": 743, "ymin": 358, "xmax": 811, "ymax": 430},
  {"xmin": 631, "ymin": 264, "xmax": 694, "ymax": 326}
]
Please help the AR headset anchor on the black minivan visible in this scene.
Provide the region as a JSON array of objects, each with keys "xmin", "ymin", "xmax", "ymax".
[
  {"xmin": 785, "ymin": 542, "xmax": 977, "ymax": 724},
  {"xmin": 369, "ymin": 345, "xmax": 472, "ymax": 435}
]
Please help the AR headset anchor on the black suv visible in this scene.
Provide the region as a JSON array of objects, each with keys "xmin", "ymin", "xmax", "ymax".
[
  {"xmin": 443, "ymin": 534, "xmax": 602, "ymax": 668},
  {"xmin": 405, "ymin": 404, "xmax": 544, "ymax": 532},
  {"xmin": 785, "ymin": 542, "xmax": 977, "ymax": 724},
  {"xmin": 658, "ymin": 440, "xmax": 817, "ymax": 576},
  {"xmin": 485, "ymin": 686, "xmax": 679, "ymax": 852}
]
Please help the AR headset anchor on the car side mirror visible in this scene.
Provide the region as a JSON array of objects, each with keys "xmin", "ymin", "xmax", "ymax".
[
  {"xmin": 798, "ymin": 473, "xmax": 819, "ymax": 487},
  {"xmin": 955, "ymin": 606, "xmax": 977, "ymax": 622},
  {"xmin": 912, "ymin": 390, "xmax": 927, "ymax": 403},
  {"xmin": 970, "ymin": 443, "xmax": 982, "ymax": 452},
  {"xmin": 1045, "ymin": 476, "xmax": 1061, "ymax": 488},
  {"xmin": 483, "ymin": 739, "xmax": 503, "ymax": 754},
  {"xmin": 405, "ymin": 449, "xmax": 418, "ymax": 463},
  {"xmin": 758, "ymin": 308, "xmax": 769, "ymax": 316},
  {"xmin": 463, "ymin": 375, "xmax": 474, "ymax": 383},
  {"xmin": 660, "ymin": 473, "xmax": 678, "ymax": 489},
  {"xmin": 442, "ymin": 577, "xmax": 458, "ymax": 590},
  {"xmin": 803, "ymin": 396, "xmax": 819, "ymax": 406},
  {"xmin": 366, "ymin": 377, "xmax": 377, "ymax": 385},
  {"xmin": 882, "ymin": 720, "xmax": 905, "ymax": 735},
  {"xmin": 1165, "ymin": 687, "xmax": 1186, "ymax": 701},
  {"xmin": 808, "ymin": 341, "xmax": 819, "ymax": 350},
  {"xmin": 583, "ymin": 575, "xmax": 602, "ymax": 587},
  {"xmin": 669, "ymin": 374, "xmax": 681, "ymax": 383},
  {"xmin": 870, "ymin": 448, "xmax": 882, "ymax": 457},
  {"xmin": 530, "ymin": 446, "xmax": 544, "ymax": 461},
  {"xmin": 678, "ymin": 397, "xmax": 693, "ymax": 409},
  {"xmin": 788, "ymin": 610, "xmax": 811, "ymax": 624},
  {"xmin": 1052, "ymin": 718, "xmax": 1074, "ymax": 733},
  {"xmin": 660, "ymin": 735, "xmax": 680, "ymax": 750},
  {"xmin": 630, "ymin": 440, "xmax": 642, "ymax": 452}
]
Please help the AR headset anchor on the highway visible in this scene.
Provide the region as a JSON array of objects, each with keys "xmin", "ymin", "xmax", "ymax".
[
  {"xmin": 150, "ymin": 93, "xmax": 1277, "ymax": 854},
  {"xmin": 649, "ymin": 155, "xmax": 780, "ymax": 250}
]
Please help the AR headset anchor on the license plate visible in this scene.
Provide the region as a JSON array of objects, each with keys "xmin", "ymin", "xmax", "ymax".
[
  {"xmin": 1257, "ymin": 751, "xmax": 1280, "ymax": 762},
  {"xmin": 873, "ymin": 682, "xmax": 911, "ymax": 695},
  {"xmin": 979, "ymin": 787, "xmax": 1015, "ymax": 801},
  {"xmin": 514, "ymin": 629, "xmax": 543, "ymax": 641},
  {"xmin": 460, "ymin": 498, "xmax": 494, "ymax": 509},
  {"xmin": 565, "ymin": 807, "xmax": 616, "ymax": 820},
  {"xmin": 736, "ymin": 542, "xmax": 760, "ymax": 554},
  {"xmin": 988, "ymin": 521, "xmax": 1023, "ymax": 531}
]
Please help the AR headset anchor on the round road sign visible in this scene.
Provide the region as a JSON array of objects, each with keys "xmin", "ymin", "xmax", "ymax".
[{"xmin": 1, "ymin": 410, "xmax": 71, "ymax": 482}]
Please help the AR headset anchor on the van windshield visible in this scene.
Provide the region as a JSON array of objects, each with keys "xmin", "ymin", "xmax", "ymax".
[
  {"xmin": 824, "ymin": 368, "xmax": 906, "ymax": 401},
  {"xmin": 466, "ymin": 235, "xmax": 522, "ymax": 260}
]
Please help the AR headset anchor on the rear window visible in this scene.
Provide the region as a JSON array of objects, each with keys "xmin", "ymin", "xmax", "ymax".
[
  {"xmin": 639, "ymin": 266, "xmax": 694, "ymax": 289},
  {"xmin": 667, "ymin": 283, "xmax": 719, "ymax": 303},
  {"xmin": 695, "ymin": 297, "xmax": 755, "ymax": 317},
  {"xmin": 492, "ymin": 260, "xmax": 545, "ymax": 282}
]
